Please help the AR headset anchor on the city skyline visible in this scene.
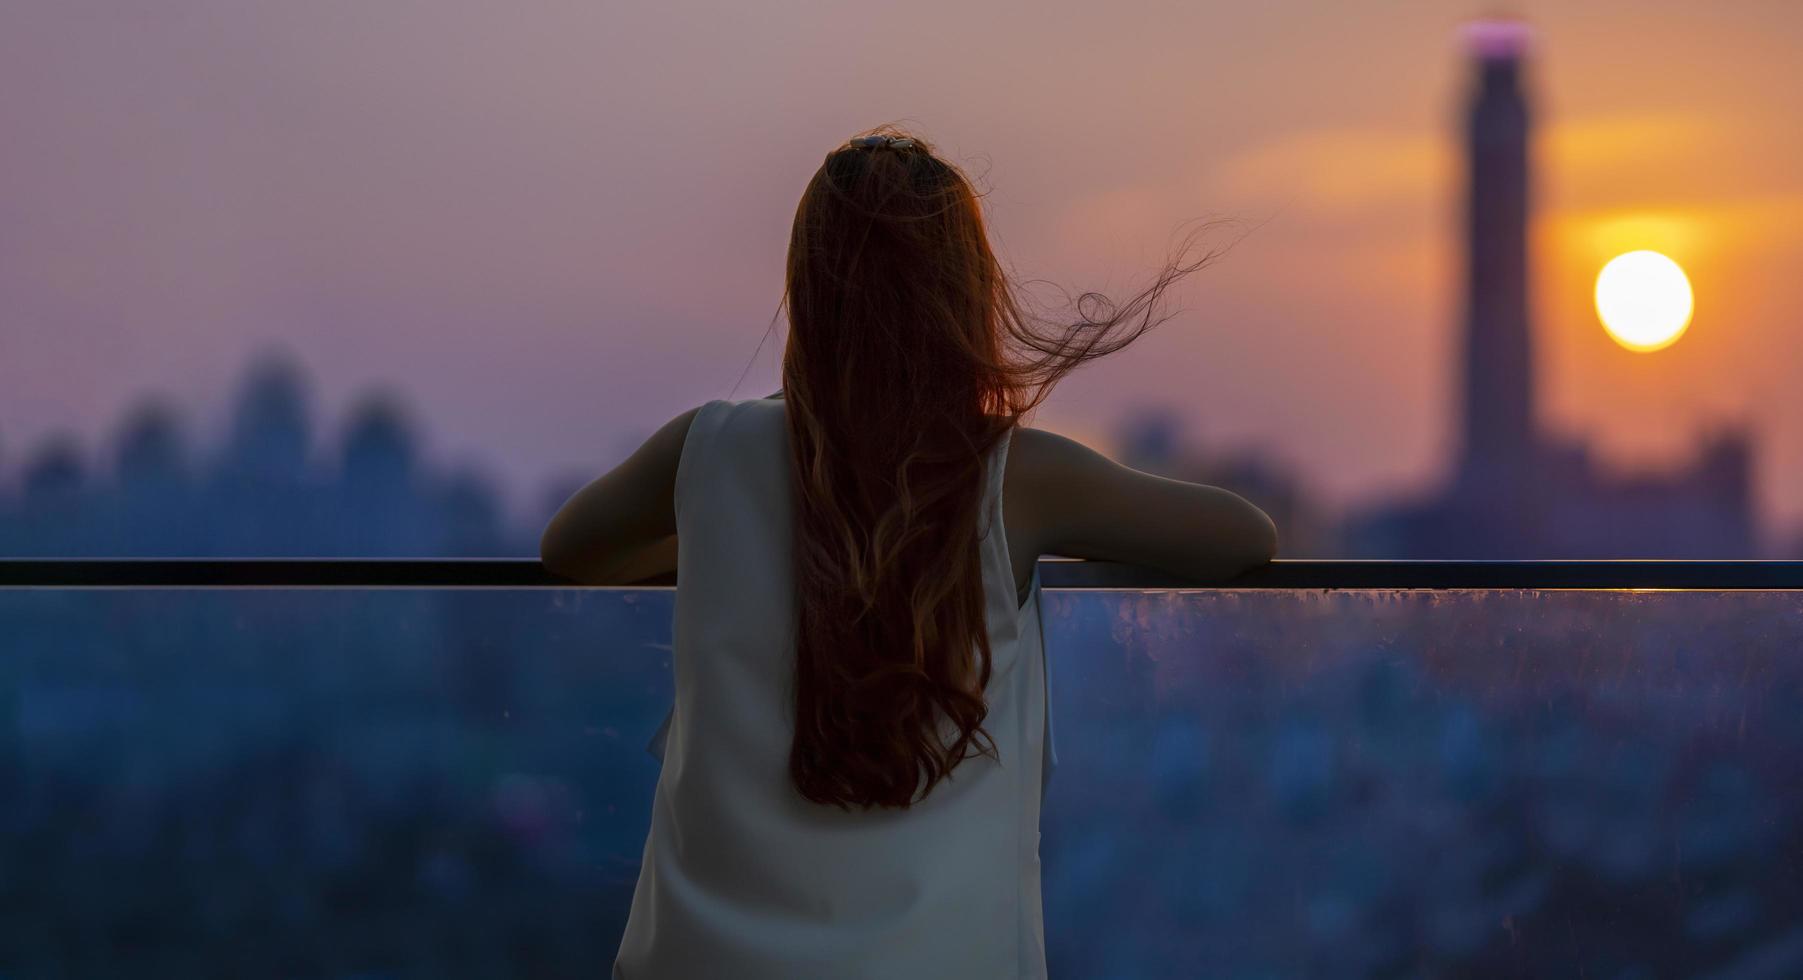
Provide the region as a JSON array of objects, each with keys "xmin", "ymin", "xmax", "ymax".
[{"xmin": 4, "ymin": 2, "xmax": 1802, "ymax": 544}]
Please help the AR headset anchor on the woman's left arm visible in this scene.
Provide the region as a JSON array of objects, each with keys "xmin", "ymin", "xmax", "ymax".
[{"xmin": 539, "ymin": 406, "xmax": 701, "ymax": 586}]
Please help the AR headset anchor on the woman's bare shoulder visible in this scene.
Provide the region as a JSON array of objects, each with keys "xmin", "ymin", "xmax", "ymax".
[
  {"xmin": 1006, "ymin": 424, "xmax": 1115, "ymax": 493},
  {"xmin": 1000, "ymin": 425, "xmax": 1103, "ymax": 553}
]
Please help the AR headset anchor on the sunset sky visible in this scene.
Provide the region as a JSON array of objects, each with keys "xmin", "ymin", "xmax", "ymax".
[{"xmin": 4, "ymin": 0, "xmax": 1802, "ymax": 540}]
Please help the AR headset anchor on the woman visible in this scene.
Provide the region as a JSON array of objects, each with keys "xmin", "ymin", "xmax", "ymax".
[{"xmin": 540, "ymin": 128, "xmax": 1277, "ymax": 979}]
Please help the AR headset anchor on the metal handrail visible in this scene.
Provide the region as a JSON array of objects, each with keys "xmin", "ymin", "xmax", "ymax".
[{"xmin": 2, "ymin": 558, "xmax": 1802, "ymax": 589}]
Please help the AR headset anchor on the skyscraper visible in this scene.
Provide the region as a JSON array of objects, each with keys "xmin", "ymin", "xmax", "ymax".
[
  {"xmin": 1456, "ymin": 19, "xmax": 1536, "ymax": 499},
  {"xmin": 1342, "ymin": 18, "xmax": 1758, "ymax": 558}
]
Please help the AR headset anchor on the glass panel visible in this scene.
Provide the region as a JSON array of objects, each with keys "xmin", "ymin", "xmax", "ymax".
[{"xmin": 3, "ymin": 587, "xmax": 1801, "ymax": 976}]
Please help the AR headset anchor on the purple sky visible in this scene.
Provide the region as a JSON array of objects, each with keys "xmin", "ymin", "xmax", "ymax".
[{"xmin": 5, "ymin": 0, "xmax": 1803, "ymax": 541}]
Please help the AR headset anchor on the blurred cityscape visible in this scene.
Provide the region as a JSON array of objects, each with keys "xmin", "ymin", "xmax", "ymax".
[
  {"xmin": 0, "ymin": 353, "xmax": 522, "ymax": 560},
  {"xmin": 0, "ymin": 24, "xmax": 1780, "ymax": 563}
]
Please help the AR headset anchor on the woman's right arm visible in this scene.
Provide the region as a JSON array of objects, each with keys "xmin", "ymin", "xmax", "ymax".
[{"xmin": 1009, "ymin": 426, "xmax": 1277, "ymax": 584}]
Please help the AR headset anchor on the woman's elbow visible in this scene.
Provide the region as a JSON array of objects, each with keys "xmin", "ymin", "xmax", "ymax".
[
  {"xmin": 538, "ymin": 526, "xmax": 574, "ymax": 578},
  {"xmin": 1237, "ymin": 509, "xmax": 1279, "ymax": 570}
]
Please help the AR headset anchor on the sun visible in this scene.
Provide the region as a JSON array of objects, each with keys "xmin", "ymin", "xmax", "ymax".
[{"xmin": 1594, "ymin": 250, "xmax": 1693, "ymax": 352}]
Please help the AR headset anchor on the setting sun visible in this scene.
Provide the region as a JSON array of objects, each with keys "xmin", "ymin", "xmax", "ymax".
[{"xmin": 1595, "ymin": 250, "xmax": 1694, "ymax": 352}]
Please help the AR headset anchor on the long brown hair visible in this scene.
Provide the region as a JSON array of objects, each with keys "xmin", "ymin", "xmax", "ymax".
[{"xmin": 782, "ymin": 125, "xmax": 1222, "ymax": 810}]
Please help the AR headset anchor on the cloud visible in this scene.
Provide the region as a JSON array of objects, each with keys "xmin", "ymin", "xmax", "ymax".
[
  {"xmin": 1541, "ymin": 114, "xmax": 1727, "ymax": 176},
  {"xmin": 1205, "ymin": 112, "xmax": 1762, "ymax": 222},
  {"xmin": 1206, "ymin": 129, "xmax": 1451, "ymax": 217},
  {"xmin": 1540, "ymin": 192, "xmax": 1803, "ymax": 271}
]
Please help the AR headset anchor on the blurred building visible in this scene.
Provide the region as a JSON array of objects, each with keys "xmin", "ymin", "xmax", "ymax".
[
  {"xmin": 1345, "ymin": 19, "xmax": 1757, "ymax": 558},
  {"xmin": 0, "ymin": 349, "xmax": 538, "ymax": 560}
]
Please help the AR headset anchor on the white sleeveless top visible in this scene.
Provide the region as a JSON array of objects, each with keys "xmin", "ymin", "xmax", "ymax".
[{"xmin": 614, "ymin": 397, "xmax": 1058, "ymax": 979}]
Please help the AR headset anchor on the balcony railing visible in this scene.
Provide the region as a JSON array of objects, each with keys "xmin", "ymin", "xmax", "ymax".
[
  {"xmin": 4, "ymin": 559, "xmax": 1803, "ymax": 977},
  {"xmin": 5, "ymin": 556, "xmax": 1803, "ymax": 588}
]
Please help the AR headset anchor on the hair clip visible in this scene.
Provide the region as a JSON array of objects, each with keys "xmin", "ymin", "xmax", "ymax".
[{"xmin": 847, "ymin": 135, "xmax": 917, "ymax": 149}]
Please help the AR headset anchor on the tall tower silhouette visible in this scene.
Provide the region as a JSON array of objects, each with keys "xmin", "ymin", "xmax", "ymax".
[
  {"xmin": 1344, "ymin": 19, "xmax": 1760, "ymax": 558},
  {"xmin": 1456, "ymin": 19, "xmax": 1537, "ymax": 495}
]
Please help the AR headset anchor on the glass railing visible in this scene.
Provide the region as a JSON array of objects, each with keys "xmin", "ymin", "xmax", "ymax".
[{"xmin": 3, "ymin": 559, "xmax": 1802, "ymax": 977}]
